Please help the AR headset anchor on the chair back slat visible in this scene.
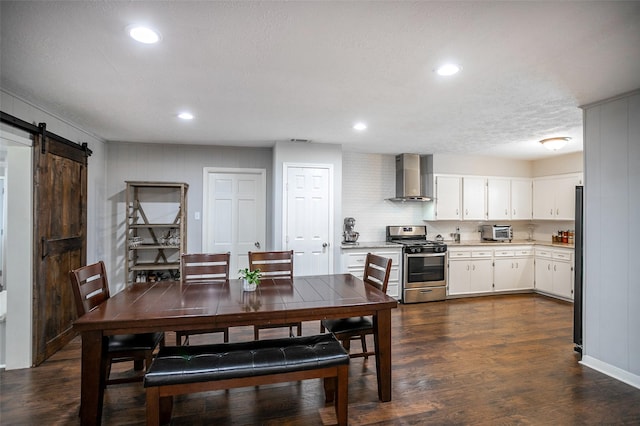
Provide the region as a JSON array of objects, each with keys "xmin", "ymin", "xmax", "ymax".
[
  {"xmin": 69, "ymin": 261, "xmax": 110, "ymax": 317},
  {"xmin": 181, "ymin": 253, "xmax": 230, "ymax": 283},
  {"xmin": 363, "ymin": 253, "xmax": 392, "ymax": 292},
  {"xmin": 248, "ymin": 250, "xmax": 294, "ymax": 279}
]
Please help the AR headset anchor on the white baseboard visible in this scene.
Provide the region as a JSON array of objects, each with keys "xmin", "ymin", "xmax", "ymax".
[{"xmin": 580, "ymin": 355, "xmax": 640, "ymax": 390}]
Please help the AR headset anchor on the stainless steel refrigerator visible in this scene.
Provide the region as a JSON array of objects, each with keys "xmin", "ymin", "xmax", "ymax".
[{"xmin": 573, "ymin": 185, "xmax": 584, "ymax": 355}]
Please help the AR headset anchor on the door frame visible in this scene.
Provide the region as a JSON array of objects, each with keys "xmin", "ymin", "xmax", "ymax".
[
  {"xmin": 202, "ymin": 166, "xmax": 267, "ymax": 255},
  {"xmin": 282, "ymin": 162, "xmax": 334, "ymax": 273},
  {"xmin": 0, "ymin": 131, "xmax": 33, "ymax": 369}
]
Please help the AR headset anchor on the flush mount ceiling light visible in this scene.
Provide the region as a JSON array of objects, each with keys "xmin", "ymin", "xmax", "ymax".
[
  {"xmin": 539, "ymin": 137, "xmax": 571, "ymax": 151},
  {"xmin": 353, "ymin": 122, "xmax": 367, "ymax": 131},
  {"xmin": 177, "ymin": 112, "xmax": 194, "ymax": 120},
  {"xmin": 435, "ymin": 63, "xmax": 461, "ymax": 76},
  {"xmin": 128, "ymin": 26, "xmax": 161, "ymax": 44}
]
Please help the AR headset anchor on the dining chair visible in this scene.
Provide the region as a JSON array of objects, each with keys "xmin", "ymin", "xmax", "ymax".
[
  {"xmin": 176, "ymin": 252, "xmax": 231, "ymax": 345},
  {"xmin": 69, "ymin": 261, "xmax": 165, "ymax": 386},
  {"xmin": 248, "ymin": 250, "xmax": 302, "ymax": 339},
  {"xmin": 321, "ymin": 253, "xmax": 392, "ymax": 359}
]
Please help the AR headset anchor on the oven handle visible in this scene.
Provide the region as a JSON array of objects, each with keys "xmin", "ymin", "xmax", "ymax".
[{"xmin": 405, "ymin": 252, "xmax": 447, "ymax": 258}]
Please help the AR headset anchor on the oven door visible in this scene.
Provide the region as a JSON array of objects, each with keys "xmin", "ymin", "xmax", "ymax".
[{"xmin": 404, "ymin": 252, "xmax": 447, "ymax": 289}]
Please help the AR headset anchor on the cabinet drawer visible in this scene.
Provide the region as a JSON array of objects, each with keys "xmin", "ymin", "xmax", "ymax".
[
  {"xmin": 449, "ymin": 250, "xmax": 472, "ymax": 258},
  {"xmin": 471, "ymin": 251, "xmax": 493, "ymax": 258},
  {"xmin": 494, "ymin": 250, "xmax": 514, "ymax": 257},
  {"xmin": 404, "ymin": 286, "xmax": 446, "ymax": 303},
  {"xmin": 552, "ymin": 251, "xmax": 573, "ymax": 261},
  {"xmin": 346, "ymin": 253, "xmax": 367, "ymax": 267},
  {"xmin": 535, "ymin": 249, "xmax": 553, "ymax": 258},
  {"xmin": 515, "ymin": 249, "xmax": 534, "ymax": 256},
  {"xmin": 373, "ymin": 251, "xmax": 401, "ymax": 265}
]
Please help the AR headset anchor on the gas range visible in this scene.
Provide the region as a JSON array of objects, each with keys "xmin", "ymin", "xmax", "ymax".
[
  {"xmin": 386, "ymin": 225, "xmax": 448, "ymax": 303},
  {"xmin": 386, "ymin": 225, "xmax": 447, "ymax": 253},
  {"xmin": 393, "ymin": 240, "xmax": 447, "ymax": 254}
]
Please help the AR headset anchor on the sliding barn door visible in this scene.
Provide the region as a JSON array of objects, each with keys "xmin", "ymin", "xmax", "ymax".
[{"xmin": 33, "ymin": 132, "xmax": 89, "ymax": 366}]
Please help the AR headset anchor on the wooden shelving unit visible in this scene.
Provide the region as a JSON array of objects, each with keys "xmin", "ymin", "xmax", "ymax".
[{"xmin": 125, "ymin": 181, "xmax": 188, "ymax": 284}]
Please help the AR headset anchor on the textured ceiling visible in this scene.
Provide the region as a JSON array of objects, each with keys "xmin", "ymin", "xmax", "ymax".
[{"xmin": 1, "ymin": 1, "xmax": 640, "ymax": 160}]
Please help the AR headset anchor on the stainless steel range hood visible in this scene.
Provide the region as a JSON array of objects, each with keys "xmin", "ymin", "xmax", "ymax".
[{"xmin": 388, "ymin": 154, "xmax": 433, "ymax": 201}]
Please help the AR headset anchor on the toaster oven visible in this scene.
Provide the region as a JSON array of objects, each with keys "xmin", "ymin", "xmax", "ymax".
[{"xmin": 481, "ymin": 225, "xmax": 513, "ymax": 242}]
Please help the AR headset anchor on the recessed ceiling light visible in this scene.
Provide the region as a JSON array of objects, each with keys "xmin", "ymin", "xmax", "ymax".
[
  {"xmin": 178, "ymin": 112, "xmax": 194, "ymax": 120},
  {"xmin": 435, "ymin": 63, "xmax": 461, "ymax": 76},
  {"xmin": 353, "ymin": 122, "xmax": 367, "ymax": 131},
  {"xmin": 128, "ymin": 26, "xmax": 161, "ymax": 44}
]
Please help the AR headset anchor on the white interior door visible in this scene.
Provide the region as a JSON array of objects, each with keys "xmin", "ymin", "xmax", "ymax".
[
  {"xmin": 203, "ymin": 169, "xmax": 266, "ymax": 277},
  {"xmin": 285, "ymin": 165, "xmax": 332, "ymax": 276}
]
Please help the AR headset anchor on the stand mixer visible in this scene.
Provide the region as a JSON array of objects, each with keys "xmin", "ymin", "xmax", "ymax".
[{"xmin": 342, "ymin": 217, "xmax": 360, "ymax": 244}]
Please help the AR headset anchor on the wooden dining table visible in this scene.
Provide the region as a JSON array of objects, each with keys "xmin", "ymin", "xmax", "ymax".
[{"xmin": 72, "ymin": 273, "xmax": 398, "ymax": 425}]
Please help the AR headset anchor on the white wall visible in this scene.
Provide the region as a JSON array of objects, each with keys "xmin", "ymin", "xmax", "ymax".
[
  {"xmin": 342, "ymin": 151, "xmax": 424, "ymax": 242},
  {"xmin": 582, "ymin": 90, "xmax": 640, "ymax": 389},
  {"xmin": 106, "ymin": 142, "xmax": 272, "ymax": 290},
  {"xmin": 433, "ymin": 153, "xmax": 533, "ymax": 177},
  {"xmin": 532, "ymin": 152, "xmax": 583, "ymax": 177}
]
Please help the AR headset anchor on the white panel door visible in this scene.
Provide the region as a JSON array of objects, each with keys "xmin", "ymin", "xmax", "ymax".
[
  {"xmin": 285, "ymin": 166, "xmax": 331, "ymax": 276},
  {"xmin": 203, "ymin": 170, "xmax": 266, "ymax": 277}
]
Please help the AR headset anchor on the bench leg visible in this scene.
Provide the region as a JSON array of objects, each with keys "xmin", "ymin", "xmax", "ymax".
[
  {"xmin": 159, "ymin": 396, "xmax": 173, "ymax": 425},
  {"xmin": 146, "ymin": 387, "xmax": 160, "ymax": 426},
  {"xmin": 335, "ymin": 365, "xmax": 349, "ymax": 426},
  {"xmin": 323, "ymin": 376, "xmax": 336, "ymax": 403},
  {"xmin": 146, "ymin": 387, "xmax": 173, "ymax": 426}
]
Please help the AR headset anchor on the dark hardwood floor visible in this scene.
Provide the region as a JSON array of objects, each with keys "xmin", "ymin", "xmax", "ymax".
[{"xmin": 2, "ymin": 293, "xmax": 639, "ymax": 425}]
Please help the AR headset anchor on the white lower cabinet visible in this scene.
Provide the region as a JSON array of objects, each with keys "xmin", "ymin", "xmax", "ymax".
[
  {"xmin": 534, "ymin": 248, "xmax": 574, "ymax": 300},
  {"xmin": 448, "ymin": 250, "xmax": 493, "ymax": 295},
  {"xmin": 493, "ymin": 247, "xmax": 534, "ymax": 291},
  {"xmin": 340, "ymin": 248, "xmax": 401, "ymax": 299}
]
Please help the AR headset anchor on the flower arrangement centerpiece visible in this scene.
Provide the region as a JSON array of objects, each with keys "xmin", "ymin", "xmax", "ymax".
[{"xmin": 238, "ymin": 268, "xmax": 261, "ymax": 292}]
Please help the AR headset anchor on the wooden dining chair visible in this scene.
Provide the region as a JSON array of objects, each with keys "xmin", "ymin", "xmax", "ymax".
[
  {"xmin": 176, "ymin": 252, "xmax": 231, "ymax": 345},
  {"xmin": 321, "ymin": 253, "xmax": 392, "ymax": 359},
  {"xmin": 248, "ymin": 250, "xmax": 302, "ymax": 339},
  {"xmin": 69, "ymin": 261, "xmax": 165, "ymax": 386}
]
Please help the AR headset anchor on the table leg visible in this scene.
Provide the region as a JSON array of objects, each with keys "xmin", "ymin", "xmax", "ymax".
[
  {"xmin": 80, "ymin": 330, "xmax": 105, "ymax": 425},
  {"xmin": 373, "ymin": 308, "xmax": 392, "ymax": 402}
]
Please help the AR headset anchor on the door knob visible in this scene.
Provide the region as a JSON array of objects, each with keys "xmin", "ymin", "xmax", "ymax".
[
  {"xmin": 322, "ymin": 243, "xmax": 328, "ymax": 248},
  {"xmin": 254, "ymin": 242, "xmax": 261, "ymax": 248}
]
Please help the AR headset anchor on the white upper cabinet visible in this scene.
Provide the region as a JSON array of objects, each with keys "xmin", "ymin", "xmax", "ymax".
[
  {"xmin": 510, "ymin": 178, "xmax": 533, "ymax": 220},
  {"xmin": 462, "ymin": 177, "xmax": 487, "ymax": 220},
  {"xmin": 533, "ymin": 173, "xmax": 583, "ymax": 220},
  {"xmin": 487, "ymin": 178, "xmax": 510, "ymax": 220},
  {"xmin": 487, "ymin": 178, "xmax": 533, "ymax": 220},
  {"xmin": 432, "ymin": 175, "xmax": 462, "ymax": 220}
]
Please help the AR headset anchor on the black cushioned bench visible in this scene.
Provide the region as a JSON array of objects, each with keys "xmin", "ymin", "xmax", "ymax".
[{"xmin": 144, "ymin": 333, "xmax": 350, "ymax": 425}]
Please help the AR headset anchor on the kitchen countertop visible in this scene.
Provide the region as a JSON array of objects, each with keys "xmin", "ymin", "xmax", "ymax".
[
  {"xmin": 446, "ymin": 239, "xmax": 574, "ymax": 249},
  {"xmin": 340, "ymin": 241, "xmax": 401, "ymax": 249},
  {"xmin": 341, "ymin": 240, "xmax": 574, "ymax": 250}
]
